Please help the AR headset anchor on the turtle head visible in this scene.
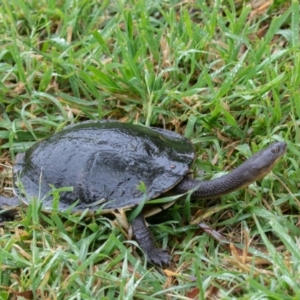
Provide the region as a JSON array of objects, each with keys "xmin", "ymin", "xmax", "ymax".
[{"xmin": 244, "ymin": 141, "xmax": 286, "ymax": 181}]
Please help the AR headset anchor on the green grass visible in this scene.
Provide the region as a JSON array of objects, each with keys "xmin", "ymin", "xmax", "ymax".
[{"xmin": 0, "ymin": 0, "xmax": 299, "ymax": 298}]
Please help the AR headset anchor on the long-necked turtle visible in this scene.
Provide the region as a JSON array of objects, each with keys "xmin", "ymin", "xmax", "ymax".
[{"xmin": 0, "ymin": 121, "xmax": 286, "ymax": 265}]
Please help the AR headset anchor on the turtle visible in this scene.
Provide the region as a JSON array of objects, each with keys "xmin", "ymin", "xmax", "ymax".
[{"xmin": 0, "ymin": 120, "xmax": 287, "ymax": 266}]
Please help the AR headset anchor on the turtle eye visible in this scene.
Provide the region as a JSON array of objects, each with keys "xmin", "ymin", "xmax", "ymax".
[{"xmin": 273, "ymin": 147, "xmax": 279, "ymax": 154}]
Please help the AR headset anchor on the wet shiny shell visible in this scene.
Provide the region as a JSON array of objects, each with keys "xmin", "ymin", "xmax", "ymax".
[{"xmin": 14, "ymin": 121, "xmax": 195, "ymax": 212}]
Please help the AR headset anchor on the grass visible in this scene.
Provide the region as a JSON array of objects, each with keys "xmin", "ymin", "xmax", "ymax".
[{"xmin": 0, "ymin": 0, "xmax": 299, "ymax": 298}]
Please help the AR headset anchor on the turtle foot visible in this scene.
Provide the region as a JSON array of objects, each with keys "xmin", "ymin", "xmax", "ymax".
[
  {"xmin": 146, "ymin": 248, "xmax": 170, "ymax": 267},
  {"xmin": 132, "ymin": 213, "xmax": 171, "ymax": 267}
]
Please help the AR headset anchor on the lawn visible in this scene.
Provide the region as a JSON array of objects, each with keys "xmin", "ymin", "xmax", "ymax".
[{"xmin": 0, "ymin": 0, "xmax": 299, "ymax": 299}]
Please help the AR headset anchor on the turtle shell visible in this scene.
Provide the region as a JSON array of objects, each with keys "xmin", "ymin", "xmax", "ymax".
[{"xmin": 13, "ymin": 121, "xmax": 195, "ymax": 212}]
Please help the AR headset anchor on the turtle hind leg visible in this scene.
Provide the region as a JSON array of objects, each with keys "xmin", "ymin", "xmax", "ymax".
[
  {"xmin": 0, "ymin": 196, "xmax": 20, "ymax": 222},
  {"xmin": 132, "ymin": 213, "xmax": 170, "ymax": 266},
  {"xmin": 0, "ymin": 196, "xmax": 20, "ymax": 207}
]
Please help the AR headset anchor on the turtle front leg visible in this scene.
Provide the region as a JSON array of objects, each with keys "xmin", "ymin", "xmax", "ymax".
[{"xmin": 132, "ymin": 214, "xmax": 170, "ymax": 266}]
